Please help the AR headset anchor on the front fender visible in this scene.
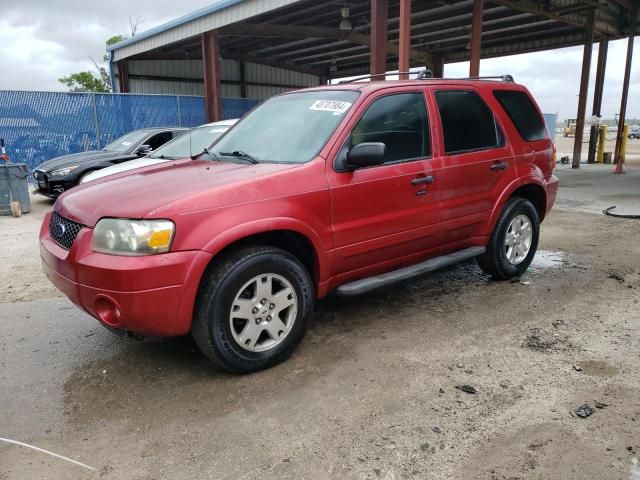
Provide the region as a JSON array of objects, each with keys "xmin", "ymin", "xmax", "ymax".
[{"xmin": 201, "ymin": 216, "xmax": 331, "ymax": 282}]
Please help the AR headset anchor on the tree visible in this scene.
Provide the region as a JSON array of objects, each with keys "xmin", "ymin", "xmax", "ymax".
[
  {"xmin": 58, "ymin": 71, "xmax": 111, "ymax": 93},
  {"xmin": 58, "ymin": 34, "xmax": 129, "ymax": 93}
]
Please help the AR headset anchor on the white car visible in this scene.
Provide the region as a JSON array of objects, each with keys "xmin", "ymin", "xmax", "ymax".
[{"xmin": 81, "ymin": 119, "xmax": 238, "ymax": 183}]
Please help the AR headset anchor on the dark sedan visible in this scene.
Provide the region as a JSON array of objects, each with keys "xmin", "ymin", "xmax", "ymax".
[{"xmin": 33, "ymin": 127, "xmax": 186, "ymax": 198}]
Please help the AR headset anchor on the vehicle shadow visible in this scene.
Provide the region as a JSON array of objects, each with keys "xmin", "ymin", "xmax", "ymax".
[{"xmin": 61, "ymin": 260, "xmax": 488, "ymax": 429}]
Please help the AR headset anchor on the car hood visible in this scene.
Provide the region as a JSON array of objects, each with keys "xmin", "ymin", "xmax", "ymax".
[
  {"xmin": 55, "ymin": 159, "xmax": 300, "ymax": 227},
  {"xmin": 81, "ymin": 157, "xmax": 169, "ymax": 183},
  {"xmin": 35, "ymin": 151, "xmax": 133, "ymax": 172}
]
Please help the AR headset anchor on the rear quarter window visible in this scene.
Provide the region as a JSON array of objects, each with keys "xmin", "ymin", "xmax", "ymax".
[
  {"xmin": 493, "ymin": 90, "xmax": 548, "ymax": 141},
  {"xmin": 435, "ymin": 90, "xmax": 504, "ymax": 155}
]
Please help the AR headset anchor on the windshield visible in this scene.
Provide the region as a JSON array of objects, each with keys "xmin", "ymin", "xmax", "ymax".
[
  {"xmin": 103, "ymin": 130, "xmax": 149, "ymax": 153},
  {"xmin": 149, "ymin": 124, "xmax": 230, "ymax": 159},
  {"xmin": 211, "ymin": 90, "xmax": 359, "ymax": 164}
]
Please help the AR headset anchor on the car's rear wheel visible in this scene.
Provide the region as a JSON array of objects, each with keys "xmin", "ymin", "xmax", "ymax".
[
  {"xmin": 192, "ymin": 246, "xmax": 314, "ymax": 373},
  {"xmin": 477, "ymin": 197, "xmax": 540, "ymax": 279}
]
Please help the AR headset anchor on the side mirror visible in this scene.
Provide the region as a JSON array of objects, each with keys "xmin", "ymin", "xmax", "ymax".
[
  {"xmin": 136, "ymin": 144, "xmax": 152, "ymax": 156},
  {"xmin": 345, "ymin": 142, "xmax": 386, "ymax": 170}
]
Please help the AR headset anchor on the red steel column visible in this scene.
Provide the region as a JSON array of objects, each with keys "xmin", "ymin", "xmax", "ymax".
[
  {"xmin": 571, "ymin": 8, "xmax": 595, "ymax": 169},
  {"xmin": 118, "ymin": 61, "xmax": 129, "ymax": 93},
  {"xmin": 587, "ymin": 36, "xmax": 608, "ymax": 164},
  {"xmin": 398, "ymin": 0, "xmax": 411, "ymax": 80},
  {"xmin": 370, "ymin": 0, "xmax": 388, "ymax": 78},
  {"xmin": 614, "ymin": 3, "xmax": 637, "ymax": 173},
  {"xmin": 201, "ymin": 30, "xmax": 223, "ymax": 122},
  {"xmin": 469, "ymin": 0, "xmax": 484, "ymax": 77}
]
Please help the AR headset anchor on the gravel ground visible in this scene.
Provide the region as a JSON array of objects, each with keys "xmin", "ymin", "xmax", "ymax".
[{"xmin": 1, "ymin": 163, "xmax": 639, "ymax": 480}]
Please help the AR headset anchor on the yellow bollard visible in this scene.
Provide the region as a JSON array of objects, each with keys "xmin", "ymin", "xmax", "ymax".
[
  {"xmin": 597, "ymin": 124, "xmax": 607, "ymax": 163},
  {"xmin": 620, "ymin": 124, "xmax": 629, "ymax": 164}
]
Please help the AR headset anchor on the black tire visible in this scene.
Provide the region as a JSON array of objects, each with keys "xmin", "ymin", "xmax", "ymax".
[
  {"xmin": 192, "ymin": 246, "xmax": 314, "ymax": 373},
  {"xmin": 477, "ymin": 197, "xmax": 540, "ymax": 280}
]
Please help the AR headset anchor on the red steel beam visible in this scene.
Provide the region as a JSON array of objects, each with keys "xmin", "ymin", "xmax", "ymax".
[
  {"xmin": 614, "ymin": 3, "xmax": 637, "ymax": 173},
  {"xmin": 399, "ymin": 0, "xmax": 411, "ymax": 79},
  {"xmin": 571, "ymin": 9, "xmax": 595, "ymax": 169},
  {"xmin": 370, "ymin": 0, "xmax": 388, "ymax": 77},
  {"xmin": 201, "ymin": 30, "xmax": 223, "ymax": 122},
  {"xmin": 469, "ymin": 0, "xmax": 484, "ymax": 77}
]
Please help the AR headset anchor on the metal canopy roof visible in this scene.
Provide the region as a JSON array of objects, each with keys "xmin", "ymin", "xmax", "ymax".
[{"xmin": 109, "ymin": 0, "xmax": 639, "ymax": 78}]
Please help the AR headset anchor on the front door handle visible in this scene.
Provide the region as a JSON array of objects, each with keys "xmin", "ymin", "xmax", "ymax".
[
  {"xmin": 411, "ymin": 175, "xmax": 434, "ymax": 186},
  {"xmin": 490, "ymin": 162, "xmax": 508, "ymax": 171}
]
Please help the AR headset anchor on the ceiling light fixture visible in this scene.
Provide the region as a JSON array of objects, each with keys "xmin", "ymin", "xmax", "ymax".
[{"xmin": 339, "ymin": 6, "xmax": 352, "ymax": 31}]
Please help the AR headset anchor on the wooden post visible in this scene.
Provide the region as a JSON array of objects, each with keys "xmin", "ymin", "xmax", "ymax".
[
  {"xmin": 370, "ymin": 0, "xmax": 388, "ymax": 78},
  {"xmin": 587, "ymin": 36, "xmax": 608, "ymax": 164},
  {"xmin": 571, "ymin": 9, "xmax": 595, "ymax": 169},
  {"xmin": 614, "ymin": 3, "xmax": 637, "ymax": 174},
  {"xmin": 398, "ymin": 0, "xmax": 411, "ymax": 80},
  {"xmin": 469, "ymin": 0, "xmax": 484, "ymax": 77},
  {"xmin": 201, "ymin": 30, "xmax": 223, "ymax": 122}
]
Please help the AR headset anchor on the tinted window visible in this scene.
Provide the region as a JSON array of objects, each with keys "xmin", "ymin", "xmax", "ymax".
[
  {"xmin": 435, "ymin": 91, "xmax": 501, "ymax": 154},
  {"xmin": 147, "ymin": 132, "xmax": 174, "ymax": 150},
  {"xmin": 351, "ymin": 93, "xmax": 430, "ymax": 163},
  {"xmin": 494, "ymin": 90, "xmax": 548, "ymax": 141}
]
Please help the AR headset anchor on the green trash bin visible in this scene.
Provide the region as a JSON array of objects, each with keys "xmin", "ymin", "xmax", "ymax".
[{"xmin": 0, "ymin": 163, "xmax": 31, "ymax": 217}]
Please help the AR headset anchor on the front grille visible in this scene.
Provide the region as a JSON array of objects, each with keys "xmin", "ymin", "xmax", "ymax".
[{"xmin": 49, "ymin": 211, "xmax": 84, "ymax": 250}]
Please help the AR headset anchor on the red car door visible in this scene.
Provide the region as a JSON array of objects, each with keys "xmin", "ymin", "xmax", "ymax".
[
  {"xmin": 427, "ymin": 86, "xmax": 515, "ymax": 244},
  {"xmin": 326, "ymin": 89, "xmax": 442, "ymax": 279}
]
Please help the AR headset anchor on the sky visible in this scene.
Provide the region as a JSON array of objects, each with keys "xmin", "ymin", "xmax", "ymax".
[{"xmin": 0, "ymin": 0, "xmax": 637, "ymax": 121}]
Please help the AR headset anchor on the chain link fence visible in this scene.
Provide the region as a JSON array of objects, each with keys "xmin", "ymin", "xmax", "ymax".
[{"xmin": 0, "ymin": 91, "xmax": 259, "ymax": 171}]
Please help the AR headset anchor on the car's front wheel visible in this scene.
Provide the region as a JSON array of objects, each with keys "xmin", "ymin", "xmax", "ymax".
[
  {"xmin": 477, "ymin": 197, "xmax": 540, "ymax": 279},
  {"xmin": 192, "ymin": 246, "xmax": 314, "ymax": 373}
]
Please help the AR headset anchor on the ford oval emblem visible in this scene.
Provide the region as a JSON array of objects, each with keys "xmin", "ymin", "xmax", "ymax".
[{"xmin": 54, "ymin": 222, "xmax": 66, "ymax": 237}]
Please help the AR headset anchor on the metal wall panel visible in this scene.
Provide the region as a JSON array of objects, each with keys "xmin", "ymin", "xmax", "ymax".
[
  {"xmin": 126, "ymin": 59, "xmax": 318, "ymax": 100},
  {"xmin": 112, "ymin": 0, "xmax": 304, "ymax": 61}
]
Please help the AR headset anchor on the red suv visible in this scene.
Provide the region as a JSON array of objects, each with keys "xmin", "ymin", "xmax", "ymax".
[{"xmin": 40, "ymin": 76, "xmax": 558, "ymax": 373}]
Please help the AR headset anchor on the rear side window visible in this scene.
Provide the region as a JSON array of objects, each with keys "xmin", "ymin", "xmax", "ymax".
[
  {"xmin": 435, "ymin": 90, "xmax": 502, "ymax": 154},
  {"xmin": 352, "ymin": 93, "xmax": 430, "ymax": 163},
  {"xmin": 494, "ymin": 90, "xmax": 548, "ymax": 141}
]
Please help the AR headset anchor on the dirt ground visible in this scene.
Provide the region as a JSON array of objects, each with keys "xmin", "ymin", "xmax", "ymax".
[{"xmin": 1, "ymin": 158, "xmax": 639, "ymax": 479}]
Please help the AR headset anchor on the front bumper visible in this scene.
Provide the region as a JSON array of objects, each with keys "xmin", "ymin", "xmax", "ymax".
[
  {"xmin": 39, "ymin": 211, "xmax": 212, "ymax": 337},
  {"xmin": 33, "ymin": 173, "xmax": 75, "ymax": 198}
]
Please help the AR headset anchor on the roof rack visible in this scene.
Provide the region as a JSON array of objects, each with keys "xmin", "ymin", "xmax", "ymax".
[
  {"xmin": 339, "ymin": 70, "xmax": 514, "ymax": 84},
  {"xmin": 461, "ymin": 75, "xmax": 515, "ymax": 82}
]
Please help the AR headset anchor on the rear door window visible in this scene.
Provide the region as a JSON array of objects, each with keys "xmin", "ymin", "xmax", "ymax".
[
  {"xmin": 147, "ymin": 131, "xmax": 174, "ymax": 150},
  {"xmin": 435, "ymin": 90, "xmax": 502, "ymax": 155},
  {"xmin": 494, "ymin": 90, "xmax": 548, "ymax": 141},
  {"xmin": 351, "ymin": 92, "xmax": 430, "ymax": 163}
]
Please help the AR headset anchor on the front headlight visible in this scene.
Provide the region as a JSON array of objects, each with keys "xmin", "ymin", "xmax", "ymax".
[
  {"xmin": 49, "ymin": 165, "xmax": 78, "ymax": 177},
  {"xmin": 92, "ymin": 218, "xmax": 175, "ymax": 256}
]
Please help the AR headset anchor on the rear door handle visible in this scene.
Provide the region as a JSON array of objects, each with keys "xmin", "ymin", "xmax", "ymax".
[
  {"xmin": 411, "ymin": 175, "xmax": 434, "ymax": 185},
  {"xmin": 490, "ymin": 162, "xmax": 508, "ymax": 171}
]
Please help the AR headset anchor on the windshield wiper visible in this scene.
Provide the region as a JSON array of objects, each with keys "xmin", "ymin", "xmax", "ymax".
[
  {"xmin": 218, "ymin": 150, "xmax": 259, "ymax": 164},
  {"xmin": 191, "ymin": 147, "xmax": 218, "ymax": 161}
]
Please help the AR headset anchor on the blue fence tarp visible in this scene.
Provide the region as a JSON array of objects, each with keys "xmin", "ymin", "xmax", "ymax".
[{"xmin": 0, "ymin": 91, "xmax": 259, "ymax": 171}]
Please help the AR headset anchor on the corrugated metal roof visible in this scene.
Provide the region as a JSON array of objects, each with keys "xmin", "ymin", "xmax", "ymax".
[
  {"xmin": 109, "ymin": 0, "xmax": 304, "ymax": 61},
  {"xmin": 107, "ymin": 0, "xmax": 244, "ymax": 53}
]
